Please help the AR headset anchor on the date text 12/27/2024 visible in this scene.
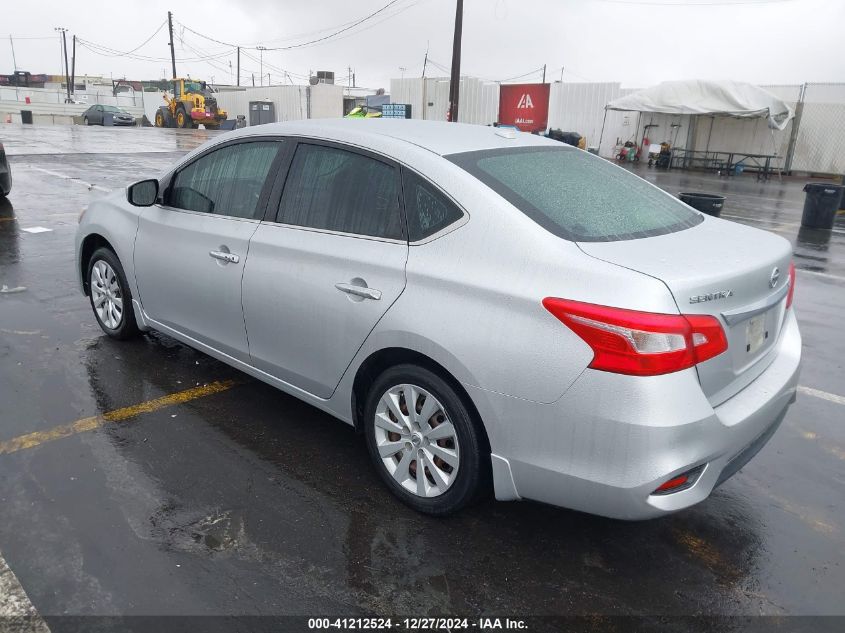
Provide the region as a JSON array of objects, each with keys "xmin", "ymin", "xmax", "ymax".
[{"xmin": 307, "ymin": 618, "xmax": 528, "ymax": 630}]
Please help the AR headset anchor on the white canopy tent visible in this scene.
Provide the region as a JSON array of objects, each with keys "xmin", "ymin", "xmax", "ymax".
[{"xmin": 598, "ymin": 80, "xmax": 794, "ymax": 175}]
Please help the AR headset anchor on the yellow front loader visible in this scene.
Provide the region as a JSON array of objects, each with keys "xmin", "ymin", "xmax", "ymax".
[{"xmin": 154, "ymin": 79, "xmax": 227, "ymax": 129}]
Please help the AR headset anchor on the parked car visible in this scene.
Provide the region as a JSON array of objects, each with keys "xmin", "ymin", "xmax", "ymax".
[
  {"xmin": 75, "ymin": 120, "xmax": 801, "ymax": 519},
  {"xmin": 0, "ymin": 141, "xmax": 11, "ymax": 197},
  {"xmin": 82, "ymin": 105, "xmax": 135, "ymax": 126}
]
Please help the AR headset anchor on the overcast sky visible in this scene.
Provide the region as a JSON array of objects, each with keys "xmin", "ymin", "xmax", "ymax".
[{"xmin": 4, "ymin": 0, "xmax": 844, "ymax": 90}]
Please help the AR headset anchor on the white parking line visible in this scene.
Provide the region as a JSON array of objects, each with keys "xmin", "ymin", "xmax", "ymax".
[
  {"xmin": 799, "ymin": 386, "xmax": 845, "ymax": 406},
  {"xmin": 24, "ymin": 166, "xmax": 112, "ymax": 193},
  {"xmin": 797, "ymin": 269, "xmax": 845, "ymax": 282},
  {"xmin": 0, "ymin": 550, "xmax": 50, "ymax": 631}
]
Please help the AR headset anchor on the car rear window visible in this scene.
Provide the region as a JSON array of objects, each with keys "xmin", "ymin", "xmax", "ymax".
[{"xmin": 447, "ymin": 146, "xmax": 703, "ymax": 242}]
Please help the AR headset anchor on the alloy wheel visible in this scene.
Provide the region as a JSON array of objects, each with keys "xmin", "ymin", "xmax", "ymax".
[
  {"xmin": 90, "ymin": 260, "xmax": 124, "ymax": 329},
  {"xmin": 374, "ymin": 384, "xmax": 460, "ymax": 498}
]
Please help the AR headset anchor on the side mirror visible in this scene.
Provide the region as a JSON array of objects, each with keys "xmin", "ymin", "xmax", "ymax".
[{"xmin": 127, "ymin": 179, "xmax": 159, "ymax": 207}]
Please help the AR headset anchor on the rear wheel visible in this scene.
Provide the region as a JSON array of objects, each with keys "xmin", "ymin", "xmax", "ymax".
[
  {"xmin": 83, "ymin": 116, "xmax": 89, "ymax": 126},
  {"xmin": 87, "ymin": 247, "xmax": 140, "ymax": 340},
  {"xmin": 364, "ymin": 364, "xmax": 487, "ymax": 515}
]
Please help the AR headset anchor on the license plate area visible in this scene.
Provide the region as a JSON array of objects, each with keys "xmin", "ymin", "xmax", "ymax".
[{"xmin": 745, "ymin": 313, "xmax": 768, "ymax": 355}]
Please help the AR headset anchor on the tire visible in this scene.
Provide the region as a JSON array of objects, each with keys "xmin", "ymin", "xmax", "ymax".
[
  {"xmin": 83, "ymin": 116, "xmax": 89, "ymax": 126},
  {"xmin": 154, "ymin": 110, "xmax": 166, "ymax": 127},
  {"xmin": 176, "ymin": 107, "xmax": 190, "ymax": 129},
  {"xmin": 86, "ymin": 247, "xmax": 140, "ymax": 340},
  {"xmin": 364, "ymin": 364, "xmax": 488, "ymax": 515}
]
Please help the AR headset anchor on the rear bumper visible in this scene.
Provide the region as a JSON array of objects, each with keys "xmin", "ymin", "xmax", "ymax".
[
  {"xmin": 190, "ymin": 110, "xmax": 225, "ymax": 122},
  {"xmin": 470, "ymin": 310, "xmax": 801, "ymax": 520}
]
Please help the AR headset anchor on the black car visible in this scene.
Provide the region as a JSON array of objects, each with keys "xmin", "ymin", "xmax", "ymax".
[
  {"xmin": 82, "ymin": 105, "xmax": 135, "ymax": 126},
  {"xmin": 0, "ymin": 141, "xmax": 11, "ymax": 197}
]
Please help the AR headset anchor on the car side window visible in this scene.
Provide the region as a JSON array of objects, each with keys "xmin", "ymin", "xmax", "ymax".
[
  {"xmin": 167, "ymin": 141, "xmax": 281, "ymax": 219},
  {"xmin": 276, "ymin": 143, "xmax": 403, "ymax": 240},
  {"xmin": 402, "ymin": 170, "xmax": 464, "ymax": 241}
]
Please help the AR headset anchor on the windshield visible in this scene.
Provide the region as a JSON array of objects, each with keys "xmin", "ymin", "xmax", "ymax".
[
  {"xmin": 447, "ymin": 146, "xmax": 703, "ymax": 242},
  {"xmin": 102, "ymin": 105, "xmax": 122, "ymax": 112},
  {"xmin": 184, "ymin": 81, "xmax": 204, "ymax": 93}
]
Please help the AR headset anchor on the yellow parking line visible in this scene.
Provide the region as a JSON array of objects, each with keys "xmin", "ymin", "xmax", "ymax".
[{"xmin": 0, "ymin": 380, "xmax": 236, "ymax": 456}]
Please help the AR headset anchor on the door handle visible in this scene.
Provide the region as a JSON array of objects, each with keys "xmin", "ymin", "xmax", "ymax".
[
  {"xmin": 335, "ymin": 282, "xmax": 382, "ymax": 301},
  {"xmin": 209, "ymin": 250, "xmax": 240, "ymax": 264}
]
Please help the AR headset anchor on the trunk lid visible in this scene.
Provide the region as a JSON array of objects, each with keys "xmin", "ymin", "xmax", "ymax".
[{"xmin": 578, "ymin": 216, "xmax": 793, "ymax": 405}]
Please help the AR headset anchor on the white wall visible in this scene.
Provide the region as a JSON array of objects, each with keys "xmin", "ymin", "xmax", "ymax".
[
  {"xmin": 0, "ymin": 90, "xmax": 145, "ymax": 124},
  {"xmin": 390, "ymin": 77, "xmax": 499, "ymax": 125},
  {"xmin": 214, "ymin": 85, "xmax": 308, "ymax": 123},
  {"xmin": 308, "ymin": 83, "xmax": 344, "ymax": 119}
]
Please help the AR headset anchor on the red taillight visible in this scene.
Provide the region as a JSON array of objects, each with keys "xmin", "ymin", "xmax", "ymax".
[
  {"xmin": 786, "ymin": 261, "xmax": 796, "ymax": 309},
  {"xmin": 652, "ymin": 465, "xmax": 705, "ymax": 495},
  {"xmin": 655, "ymin": 474, "xmax": 689, "ymax": 493},
  {"xmin": 542, "ymin": 298, "xmax": 728, "ymax": 377}
]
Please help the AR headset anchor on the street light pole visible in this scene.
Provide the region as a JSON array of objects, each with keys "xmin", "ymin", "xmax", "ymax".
[
  {"xmin": 447, "ymin": 0, "xmax": 463, "ymax": 123},
  {"xmin": 256, "ymin": 46, "xmax": 266, "ymax": 87}
]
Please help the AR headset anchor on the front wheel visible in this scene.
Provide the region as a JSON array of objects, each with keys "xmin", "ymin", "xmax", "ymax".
[
  {"xmin": 87, "ymin": 247, "xmax": 140, "ymax": 340},
  {"xmin": 176, "ymin": 107, "xmax": 191, "ymax": 129},
  {"xmin": 364, "ymin": 364, "xmax": 488, "ymax": 515}
]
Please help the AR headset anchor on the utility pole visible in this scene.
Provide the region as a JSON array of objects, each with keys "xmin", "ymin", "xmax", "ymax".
[
  {"xmin": 542, "ymin": 63, "xmax": 546, "ymax": 84},
  {"xmin": 251, "ymin": 73, "xmax": 255, "ymax": 87},
  {"xmin": 256, "ymin": 46, "xmax": 266, "ymax": 86},
  {"xmin": 421, "ymin": 44, "xmax": 428, "ymax": 78},
  {"xmin": 167, "ymin": 11, "xmax": 177, "ymax": 96},
  {"xmin": 70, "ymin": 35, "xmax": 76, "ymax": 97},
  {"xmin": 267, "ymin": 73, "xmax": 271, "ymax": 86},
  {"xmin": 236, "ymin": 47, "xmax": 240, "ymax": 86},
  {"xmin": 55, "ymin": 27, "xmax": 70, "ymax": 103},
  {"xmin": 228, "ymin": 60, "xmax": 233, "ymax": 84},
  {"xmin": 9, "ymin": 36, "xmax": 17, "ymax": 71},
  {"xmin": 447, "ymin": 0, "xmax": 463, "ymax": 123}
]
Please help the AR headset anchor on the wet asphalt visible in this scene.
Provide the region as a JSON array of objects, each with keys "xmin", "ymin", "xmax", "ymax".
[{"xmin": 0, "ymin": 125, "xmax": 843, "ymax": 630}]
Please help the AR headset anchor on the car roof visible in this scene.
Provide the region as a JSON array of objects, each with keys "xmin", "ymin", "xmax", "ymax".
[{"xmin": 231, "ymin": 118, "xmax": 560, "ymax": 157}]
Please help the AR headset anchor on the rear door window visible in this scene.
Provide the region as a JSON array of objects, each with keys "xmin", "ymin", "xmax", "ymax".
[
  {"xmin": 276, "ymin": 143, "xmax": 403, "ymax": 240},
  {"xmin": 447, "ymin": 146, "xmax": 703, "ymax": 242}
]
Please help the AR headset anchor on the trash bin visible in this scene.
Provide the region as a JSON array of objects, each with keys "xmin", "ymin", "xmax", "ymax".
[
  {"xmin": 678, "ymin": 192, "xmax": 725, "ymax": 217},
  {"xmin": 21, "ymin": 110, "xmax": 33, "ymax": 124},
  {"xmin": 801, "ymin": 183, "xmax": 845, "ymax": 229}
]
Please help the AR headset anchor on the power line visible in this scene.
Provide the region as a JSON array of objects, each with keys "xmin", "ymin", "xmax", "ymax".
[
  {"xmin": 85, "ymin": 20, "xmax": 167, "ymax": 57},
  {"xmin": 0, "ymin": 35, "xmax": 58, "ymax": 40},
  {"xmin": 76, "ymin": 37, "xmax": 232, "ymax": 63},
  {"xmin": 174, "ymin": 0, "xmax": 424, "ymax": 52},
  {"xmin": 266, "ymin": 0, "xmax": 408, "ymax": 50},
  {"xmin": 494, "ymin": 67, "xmax": 545, "ymax": 83}
]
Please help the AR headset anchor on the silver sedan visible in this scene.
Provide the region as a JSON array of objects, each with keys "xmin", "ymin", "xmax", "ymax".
[{"xmin": 75, "ymin": 120, "xmax": 801, "ymax": 518}]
